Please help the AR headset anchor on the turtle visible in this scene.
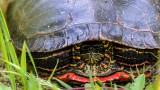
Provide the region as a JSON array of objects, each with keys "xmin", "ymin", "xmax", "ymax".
[{"xmin": 6, "ymin": 0, "xmax": 160, "ymax": 83}]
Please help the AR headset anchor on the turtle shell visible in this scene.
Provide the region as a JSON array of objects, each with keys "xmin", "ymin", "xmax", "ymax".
[{"xmin": 7, "ymin": 0, "xmax": 160, "ymax": 83}]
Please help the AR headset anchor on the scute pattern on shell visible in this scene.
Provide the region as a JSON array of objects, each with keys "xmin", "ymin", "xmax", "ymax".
[{"xmin": 7, "ymin": 0, "xmax": 160, "ymax": 51}]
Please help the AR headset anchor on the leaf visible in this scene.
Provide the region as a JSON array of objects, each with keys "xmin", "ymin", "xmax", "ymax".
[{"xmin": 130, "ymin": 74, "xmax": 145, "ymax": 90}]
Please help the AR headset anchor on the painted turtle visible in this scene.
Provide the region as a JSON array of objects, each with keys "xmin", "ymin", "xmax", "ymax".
[{"xmin": 7, "ymin": 0, "xmax": 160, "ymax": 83}]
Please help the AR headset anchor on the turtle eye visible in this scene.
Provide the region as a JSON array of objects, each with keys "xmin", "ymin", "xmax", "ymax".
[
  {"xmin": 88, "ymin": 47, "xmax": 94, "ymax": 51},
  {"xmin": 98, "ymin": 47, "xmax": 104, "ymax": 53}
]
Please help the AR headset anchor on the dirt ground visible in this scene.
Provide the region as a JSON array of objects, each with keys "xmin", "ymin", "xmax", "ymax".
[{"xmin": 0, "ymin": 50, "xmax": 23, "ymax": 90}]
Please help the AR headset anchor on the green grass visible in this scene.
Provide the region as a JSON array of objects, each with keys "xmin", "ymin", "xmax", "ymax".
[{"xmin": 0, "ymin": 7, "xmax": 159, "ymax": 90}]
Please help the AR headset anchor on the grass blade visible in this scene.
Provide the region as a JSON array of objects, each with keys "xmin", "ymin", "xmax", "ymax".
[
  {"xmin": 87, "ymin": 67, "xmax": 95, "ymax": 90},
  {"xmin": 48, "ymin": 59, "xmax": 59, "ymax": 81},
  {"xmin": 26, "ymin": 46, "xmax": 38, "ymax": 76},
  {"xmin": 53, "ymin": 78, "xmax": 72, "ymax": 89},
  {"xmin": 0, "ymin": 8, "xmax": 16, "ymax": 90},
  {"xmin": 20, "ymin": 41, "xmax": 27, "ymax": 72}
]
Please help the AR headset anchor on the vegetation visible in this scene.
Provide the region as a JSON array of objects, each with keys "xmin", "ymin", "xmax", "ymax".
[{"xmin": 0, "ymin": 8, "xmax": 159, "ymax": 90}]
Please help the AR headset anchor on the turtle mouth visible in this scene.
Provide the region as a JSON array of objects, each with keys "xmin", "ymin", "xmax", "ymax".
[{"xmin": 55, "ymin": 71, "xmax": 152, "ymax": 83}]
